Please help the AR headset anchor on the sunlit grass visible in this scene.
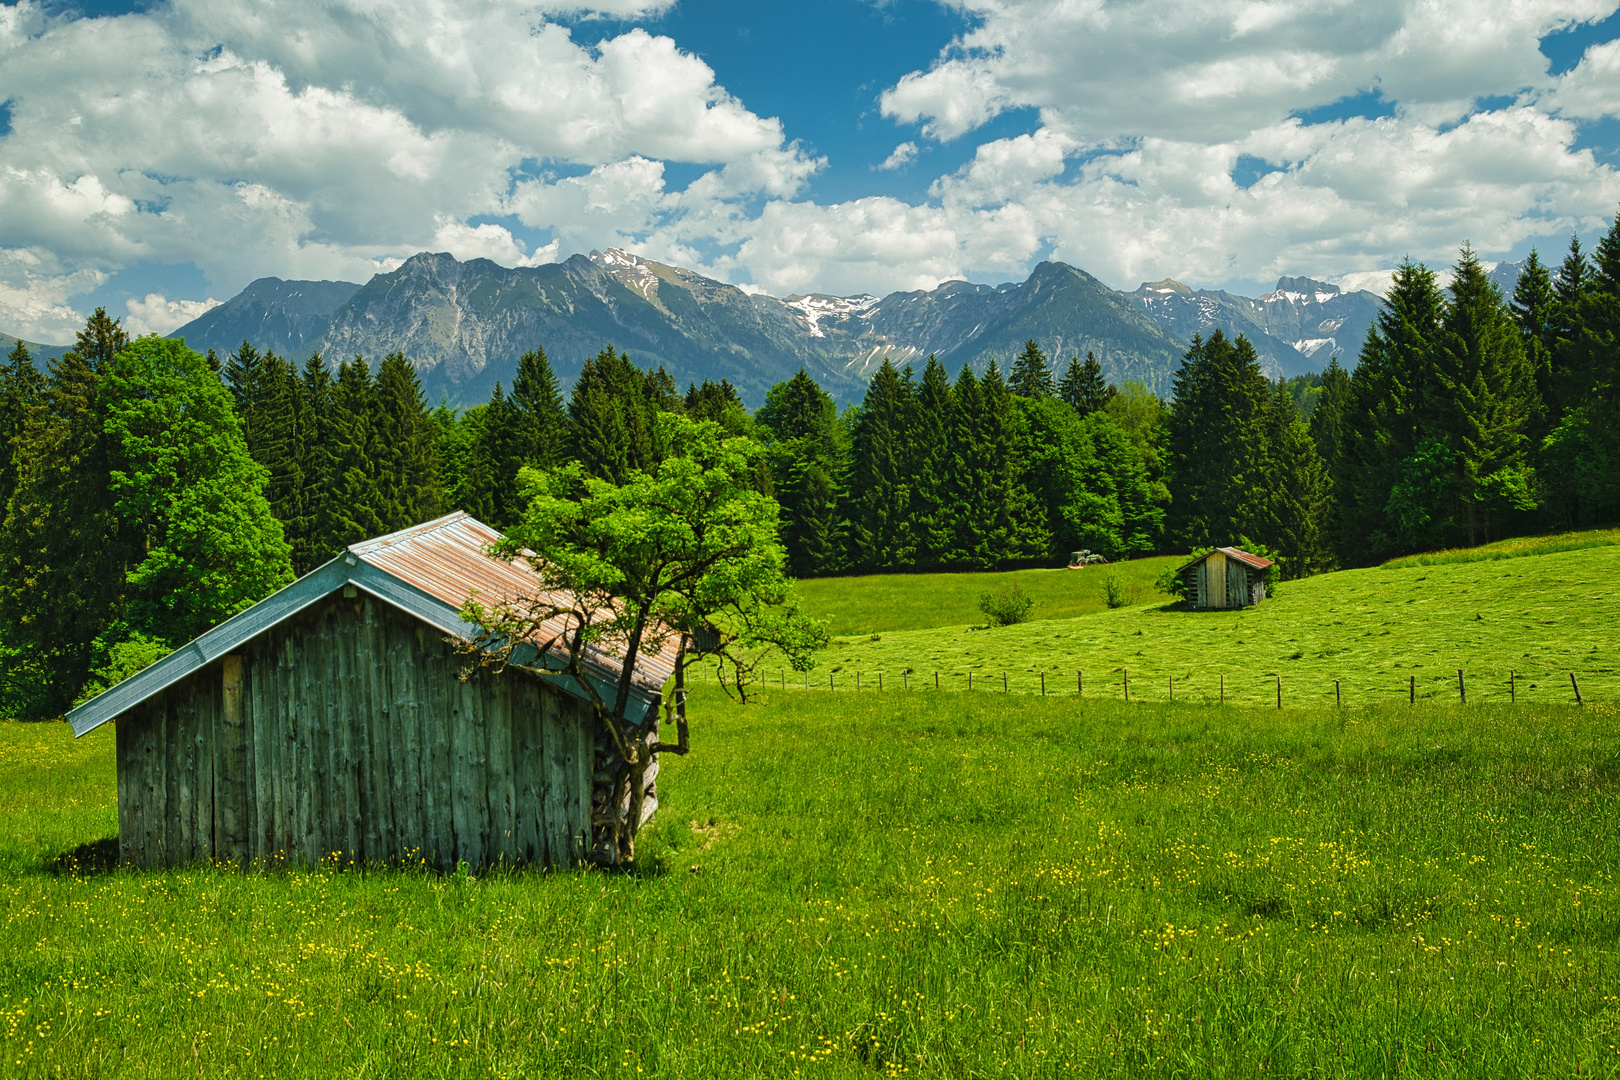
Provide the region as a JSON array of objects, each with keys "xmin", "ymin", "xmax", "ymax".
[
  {"xmin": 804, "ymin": 543, "xmax": 1620, "ymax": 707},
  {"xmin": 3, "ymin": 684, "xmax": 1620, "ymax": 1077},
  {"xmin": 792, "ymin": 556, "xmax": 1183, "ymax": 637}
]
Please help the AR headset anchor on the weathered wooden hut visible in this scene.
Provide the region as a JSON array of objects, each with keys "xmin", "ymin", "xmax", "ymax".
[
  {"xmin": 66, "ymin": 513, "xmax": 676, "ymax": 870},
  {"xmin": 1175, "ymin": 547, "xmax": 1273, "ymax": 610}
]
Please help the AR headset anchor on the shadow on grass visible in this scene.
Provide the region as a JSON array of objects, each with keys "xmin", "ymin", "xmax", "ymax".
[{"xmin": 44, "ymin": 836, "xmax": 120, "ymax": 876}]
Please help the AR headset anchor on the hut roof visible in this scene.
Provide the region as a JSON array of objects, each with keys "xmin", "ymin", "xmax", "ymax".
[
  {"xmin": 1176, "ymin": 546, "xmax": 1274, "ymax": 575},
  {"xmin": 66, "ymin": 512, "xmax": 678, "ymax": 737}
]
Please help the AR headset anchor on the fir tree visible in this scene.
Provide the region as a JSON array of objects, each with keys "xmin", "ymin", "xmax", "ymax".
[
  {"xmin": 1009, "ymin": 339, "xmax": 1055, "ymax": 399},
  {"xmin": 1510, "ymin": 249, "xmax": 1558, "ymax": 430},
  {"xmin": 1422, "ymin": 246, "xmax": 1539, "ymax": 546},
  {"xmin": 373, "ymin": 352, "xmax": 443, "ymax": 531},
  {"xmin": 1059, "ymin": 351, "xmax": 1113, "ymax": 414},
  {"xmin": 296, "ymin": 355, "xmax": 337, "ymax": 566},
  {"xmin": 979, "ymin": 361, "xmax": 1049, "ymax": 561},
  {"xmin": 756, "ymin": 369, "xmax": 845, "ymax": 575},
  {"xmin": 909, "ymin": 356, "xmax": 953, "ymax": 567},
  {"xmin": 510, "ymin": 347, "xmax": 569, "ymax": 468},
  {"xmin": 0, "ymin": 340, "xmax": 43, "ymax": 510},
  {"xmin": 323, "ymin": 357, "xmax": 386, "ymax": 548},
  {"xmin": 1336, "ymin": 260, "xmax": 1446, "ymax": 562},
  {"xmin": 1165, "ymin": 331, "xmax": 1273, "ymax": 550},
  {"xmin": 1259, "ymin": 381, "xmax": 1331, "ymax": 577},
  {"xmin": 568, "ymin": 345, "xmax": 662, "ymax": 484},
  {"xmin": 683, "ymin": 378, "xmax": 751, "ymax": 435},
  {"xmin": 844, "ymin": 359, "xmax": 915, "ymax": 570},
  {"xmin": 0, "ymin": 310, "xmax": 131, "ymax": 717}
]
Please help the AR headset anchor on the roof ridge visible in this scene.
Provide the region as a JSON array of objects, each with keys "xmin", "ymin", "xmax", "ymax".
[{"xmin": 347, "ymin": 510, "xmax": 472, "ymax": 554}]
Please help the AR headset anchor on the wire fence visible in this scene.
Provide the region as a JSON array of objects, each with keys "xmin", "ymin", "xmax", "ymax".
[{"xmin": 701, "ymin": 661, "xmax": 1617, "ymax": 707}]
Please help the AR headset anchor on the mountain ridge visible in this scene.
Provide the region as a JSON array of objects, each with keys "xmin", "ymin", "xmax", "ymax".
[{"xmin": 166, "ymin": 250, "xmax": 1430, "ymax": 406}]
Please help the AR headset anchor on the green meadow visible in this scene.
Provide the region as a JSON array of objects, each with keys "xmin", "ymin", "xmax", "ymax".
[
  {"xmin": 789, "ymin": 556, "xmax": 1183, "ymax": 636},
  {"xmin": 2, "ymin": 536, "xmax": 1619, "ymax": 1077},
  {"xmin": 4, "ymin": 691, "xmax": 1620, "ymax": 1077},
  {"xmin": 798, "ymin": 541, "xmax": 1620, "ymax": 708}
]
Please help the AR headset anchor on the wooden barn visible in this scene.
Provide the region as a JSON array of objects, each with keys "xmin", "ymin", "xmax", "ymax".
[
  {"xmin": 66, "ymin": 513, "xmax": 677, "ymax": 870},
  {"xmin": 1176, "ymin": 547, "xmax": 1273, "ymax": 610}
]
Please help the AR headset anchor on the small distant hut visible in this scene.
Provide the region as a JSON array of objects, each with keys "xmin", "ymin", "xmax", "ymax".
[
  {"xmin": 66, "ymin": 513, "xmax": 677, "ymax": 871},
  {"xmin": 1175, "ymin": 547, "xmax": 1273, "ymax": 610}
]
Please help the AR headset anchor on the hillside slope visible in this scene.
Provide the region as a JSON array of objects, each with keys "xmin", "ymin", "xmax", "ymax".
[{"xmin": 809, "ymin": 543, "xmax": 1620, "ymax": 706}]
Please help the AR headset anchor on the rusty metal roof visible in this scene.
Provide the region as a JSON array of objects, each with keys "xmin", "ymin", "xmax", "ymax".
[
  {"xmin": 350, "ymin": 511, "xmax": 679, "ymax": 701},
  {"xmin": 1176, "ymin": 546, "xmax": 1275, "ymax": 574},
  {"xmin": 66, "ymin": 512, "xmax": 678, "ymax": 737}
]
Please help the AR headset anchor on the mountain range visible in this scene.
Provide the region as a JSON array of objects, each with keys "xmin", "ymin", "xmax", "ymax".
[{"xmin": 15, "ymin": 251, "xmax": 1532, "ymax": 406}]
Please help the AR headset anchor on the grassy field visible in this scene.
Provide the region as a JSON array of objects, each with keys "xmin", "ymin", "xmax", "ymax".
[
  {"xmin": 4, "ymin": 690, "xmax": 1620, "ymax": 1077},
  {"xmin": 790, "ymin": 556, "xmax": 1183, "ymax": 636},
  {"xmin": 791, "ymin": 542, "xmax": 1620, "ymax": 707}
]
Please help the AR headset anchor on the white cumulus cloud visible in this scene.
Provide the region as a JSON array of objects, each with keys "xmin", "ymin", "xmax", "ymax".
[{"xmin": 124, "ymin": 293, "xmax": 222, "ymax": 337}]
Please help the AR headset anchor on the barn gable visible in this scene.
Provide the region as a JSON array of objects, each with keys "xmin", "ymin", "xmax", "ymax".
[
  {"xmin": 66, "ymin": 513, "xmax": 675, "ymax": 870},
  {"xmin": 68, "ymin": 512, "xmax": 669, "ymax": 738}
]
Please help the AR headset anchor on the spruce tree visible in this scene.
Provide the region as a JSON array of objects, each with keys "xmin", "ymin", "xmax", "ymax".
[
  {"xmin": 569, "ymin": 345, "xmax": 662, "ymax": 484},
  {"xmin": 844, "ymin": 359, "xmax": 915, "ymax": 570},
  {"xmin": 1059, "ymin": 351, "xmax": 1113, "ymax": 414},
  {"xmin": 1544, "ymin": 210, "xmax": 1620, "ymax": 523},
  {"xmin": 323, "ymin": 357, "xmax": 386, "ymax": 548},
  {"xmin": 373, "ymin": 352, "xmax": 443, "ymax": 531},
  {"xmin": 223, "ymin": 340, "xmax": 267, "ymax": 455},
  {"xmin": 0, "ymin": 310, "xmax": 131, "ymax": 717},
  {"xmin": 253, "ymin": 352, "xmax": 308, "ymax": 566},
  {"xmin": 979, "ymin": 361, "xmax": 1050, "ymax": 561},
  {"xmin": 909, "ymin": 356, "xmax": 952, "ymax": 567},
  {"xmin": 462, "ymin": 387, "xmax": 513, "ymax": 525},
  {"xmin": 0, "ymin": 340, "xmax": 43, "ymax": 510},
  {"xmin": 756, "ymin": 369, "xmax": 846, "ymax": 575},
  {"xmin": 1510, "ymin": 249, "xmax": 1558, "ymax": 437},
  {"xmin": 297, "ymin": 354, "xmax": 338, "ymax": 566},
  {"xmin": 1165, "ymin": 331, "xmax": 1273, "ymax": 550},
  {"xmin": 1423, "ymin": 246, "xmax": 1539, "ymax": 546},
  {"xmin": 1009, "ymin": 339, "xmax": 1055, "ymax": 399},
  {"xmin": 1260, "ymin": 381, "xmax": 1331, "ymax": 577},
  {"xmin": 511, "ymin": 347, "xmax": 569, "ymax": 468},
  {"xmin": 1336, "ymin": 261, "xmax": 1446, "ymax": 562},
  {"xmin": 683, "ymin": 378, "xmax": 751, "ymax": 436},
  {"xmin": 945, "ymin": 364, "xmax": 988, "ymax": 566}
]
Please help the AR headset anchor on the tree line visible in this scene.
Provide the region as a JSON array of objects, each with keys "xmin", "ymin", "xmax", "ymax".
[{"xmin": 2, "ymin": 209, "xmax": 1617, "ymax": 719}]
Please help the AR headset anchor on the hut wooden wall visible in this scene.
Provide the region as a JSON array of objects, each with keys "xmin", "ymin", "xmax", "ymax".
[{"xmin": 113, "ymin": 594, "xmax": 596, "ymax": 870}]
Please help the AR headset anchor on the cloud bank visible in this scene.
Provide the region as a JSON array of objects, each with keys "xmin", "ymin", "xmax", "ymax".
[{"xmin": 0, "ymin": 0, "xmax": 1616, "ymax": 339}]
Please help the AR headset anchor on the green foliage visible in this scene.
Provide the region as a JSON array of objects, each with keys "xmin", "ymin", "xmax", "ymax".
[
  {"xmin": 100, "ymin": 336, "xmax": 294, "ymax": 648},
  {"xmin": 567, "ymin": 344, "xmax": 669, "ymax": 484},
  {"xmin": 844, "ymin": 359, "xmax": 915, "ymax": 570},
  {"xmin": 756, "ymin": 368, "xmax": 847, "ymax": 576},
  {"xmin": 76, "ymin": 628, "xmax": 171, "ymax": 706},
  {"xmin": 977, "ymin": 581, "xmax": 1034, "ymax": 625},
  {"xmin": 1101, "ymin": 572, "xmax": 1127, "ymax": 608},
  {"xmin": 465, "ymin": 412, "xmax": 827, "ymax": 863}
]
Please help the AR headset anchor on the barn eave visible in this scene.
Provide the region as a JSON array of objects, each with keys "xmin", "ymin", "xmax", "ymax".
[{"xmin": 66, "ymin": 555, "xmax": 655, "ymax": 739}]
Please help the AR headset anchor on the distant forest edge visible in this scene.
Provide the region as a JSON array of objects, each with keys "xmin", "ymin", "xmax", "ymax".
[{"xmin": 1, "ymin": 209, "xmax": 1617, "ymax": 721}]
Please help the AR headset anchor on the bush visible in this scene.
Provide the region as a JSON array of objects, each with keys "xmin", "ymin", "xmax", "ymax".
[
  {"xmin": 1103, "ymin": 573, "xmax": 1127, "ymax": 609},
  {"xmin": 978, "ymin": 583, "xmax": 1034, "ymax": 626}
]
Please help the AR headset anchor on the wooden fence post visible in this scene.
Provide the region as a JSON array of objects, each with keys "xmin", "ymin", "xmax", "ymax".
[
  {"xmin": 904, "ymin": 671, "xmax": 909, "ymax": 691},
  {"xmin": 1458, "ymin": 669, "xmax": 1466, "ymax": 705},
  {"xmin": 878, "ymin": 673, "xmax": 883, "ymax": 692},
  {"xmin": 1335, "ymin": 680, "xmax": 1341, "ymax": 708},
  {"xmin": 1409, "ymin": 675, "xmax": 1415, "ymax": 705},
  {"xmin": 1124, "ymin": 668, "xmax": 1130, "ymax": 702},
  {"xmin": 1572, "ymin": 672, "xmax": 1584, "ymax": 705},
  {"xmin": 1078, "ymin": 670, "xmax": 1083, "ymax": 697},
  {"xmin": 968, "ymin": 672, "xmax": 973, "ymax": 691},
  {"xmin": 1003, "ymin": 672, "xmax": 1008, "ymax": 694},
  {"xmin": 1040, "ymin": 672, "xmax": 1046, "ymax": 697},
  {"xmin": 1169, "ymin": 676, "xmax": 1174, "ymax": 701},
  {"xmin": 1509, "ymin": 670, "xmax": 1515, "ymax": 703},
  {"xmin": 1220, "ymin": 673, "xmax": 1225, "ymax": 705},
  {"xmin": 935, "ymin": 671, "xmax": 939, "ymax": 690},
  {"xmin": 1276, "ymin": 675, "xmax": 1282, "ymax": 710},
  {"xmin": 781, "ymin": 669, "xmax": 785, "ymax": 690}
]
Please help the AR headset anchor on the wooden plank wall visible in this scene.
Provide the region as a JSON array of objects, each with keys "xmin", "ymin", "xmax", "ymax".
[{"xmin": 113, "ymin": 594, "xmax": 595, "ymax": 870}]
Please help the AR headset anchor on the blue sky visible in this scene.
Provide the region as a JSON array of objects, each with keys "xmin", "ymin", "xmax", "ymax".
[{"xmin": 1, "ymin": 0, "xmax": 1618, "ymax": 340}]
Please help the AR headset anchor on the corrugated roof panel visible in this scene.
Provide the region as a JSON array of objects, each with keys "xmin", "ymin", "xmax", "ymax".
[{"xmin": 351, "ymin": 512, "xmax": 679, "ymax": 700}]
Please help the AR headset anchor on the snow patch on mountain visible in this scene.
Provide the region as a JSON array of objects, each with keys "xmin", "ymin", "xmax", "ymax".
[{"xmin": 782, "ymin": 293, "xmax": 880, "ymax": 338}]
